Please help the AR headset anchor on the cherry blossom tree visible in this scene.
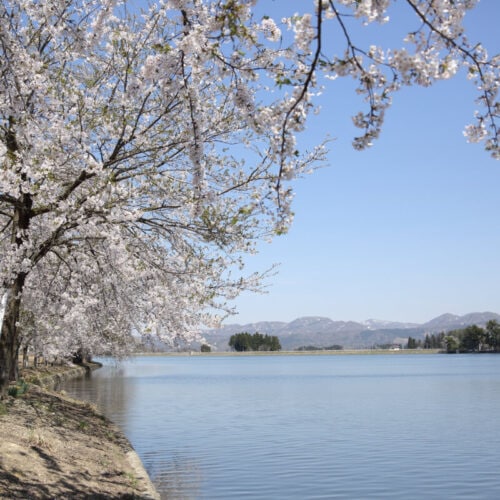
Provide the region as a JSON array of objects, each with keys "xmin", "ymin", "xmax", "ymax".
[
  {"xmin": 0, "ymin": 0, "xmax": 325, "ymax": 392},
  {"xmin": 0, "ymin": 0, "xmax": 498, "ymax": 394}
]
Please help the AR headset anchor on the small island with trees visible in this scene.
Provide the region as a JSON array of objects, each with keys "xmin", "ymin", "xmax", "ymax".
[{"xmin": 228, "ymin": 332, "xmax": 281, "ymax": 352}]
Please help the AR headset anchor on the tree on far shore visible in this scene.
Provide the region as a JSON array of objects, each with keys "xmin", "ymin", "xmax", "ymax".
[
  {"xmin": 443, "ymin": 323, "xmax": 500, "ymax": 353},
  {"xmin": 229, "ymin": 332, "xmax": 281, "ymax": 352}
]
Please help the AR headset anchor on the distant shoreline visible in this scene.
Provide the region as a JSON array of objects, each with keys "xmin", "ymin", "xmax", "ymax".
[{"xmin": 135, "ymin": 349, "xmax": 442, "ymax": 357}]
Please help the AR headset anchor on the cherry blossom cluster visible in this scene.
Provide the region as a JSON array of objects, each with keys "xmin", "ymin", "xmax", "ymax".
[{"xmin": 289, "ymin": 0, "xmax": 498, "ymax": 154}]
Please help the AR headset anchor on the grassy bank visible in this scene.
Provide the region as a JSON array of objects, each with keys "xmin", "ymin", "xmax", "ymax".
[{"xmin": 0, "ymin": 364, "xmax": 159, "ymax": 499}]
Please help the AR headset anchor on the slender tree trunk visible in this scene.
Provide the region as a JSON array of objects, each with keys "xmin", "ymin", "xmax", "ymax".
[
  {"xmin": 0, "ymin": 275, "xmax": 26, "ymax": 396},
  {"xmin": 22, "ymin": 344, "xmax": 29, "ymax": 368}
]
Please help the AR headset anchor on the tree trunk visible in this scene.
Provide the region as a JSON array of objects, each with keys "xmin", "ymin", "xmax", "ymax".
[
  {"xmin": 1, "ymin": 121, "xmax": 34, "ymax": 395},
  {"xmin": 22, "ymin": 345, "xmax": 29, "ymax": 368},
  {"xmin": 0, "ymin": 275, "xmax": 26, "ymax": 396}
]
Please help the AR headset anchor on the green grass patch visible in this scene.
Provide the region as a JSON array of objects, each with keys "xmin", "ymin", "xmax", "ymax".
[
  {"xmin": 78, "ymin": 420, "xmax": 88, "ymax": 431},
  {"xmin": 7, "ymin": 379, "xmax": 29, "ymax": 398}
]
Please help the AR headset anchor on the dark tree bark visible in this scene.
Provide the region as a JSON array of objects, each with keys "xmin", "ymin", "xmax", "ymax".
[
  {"xmin": 0, "ymin": 274, "xmax": 26, "ymax": 395},
  {"xmin": 0, "ymin": 134, "xmax": 33, "ymax": 394}
]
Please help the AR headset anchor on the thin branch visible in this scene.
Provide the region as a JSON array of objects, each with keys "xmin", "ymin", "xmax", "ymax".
[{"xmin": 276, "ymin": 1, "xmax": 323, "ymax": 205}]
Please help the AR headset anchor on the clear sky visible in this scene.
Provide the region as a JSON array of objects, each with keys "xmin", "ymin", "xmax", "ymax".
[{"xmin": 227, "ymin": 0, "xmax": 500, "ymax": 325}]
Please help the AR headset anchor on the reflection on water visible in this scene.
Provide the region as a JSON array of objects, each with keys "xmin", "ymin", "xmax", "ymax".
[
  {"xmin": 64, "ymin": 364, "xmax": 131, "ymax": 423},
  {"xmin": 144, "ymin": 450, "xmax": 203, "ymax": 499},
  {"xmin": 64, "ymin": 354, "xmax": 500, "ymax": 499}
]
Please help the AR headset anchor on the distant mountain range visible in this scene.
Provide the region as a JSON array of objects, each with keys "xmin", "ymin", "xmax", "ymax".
[{"xmin": 203, "ymin": 312, "xmax": 500, "ymax": 351}]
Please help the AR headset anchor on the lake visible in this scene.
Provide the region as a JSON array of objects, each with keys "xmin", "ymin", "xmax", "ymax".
[{"xmin": 63, "ymin": 353, "xmax": 500, "ymax": 499}]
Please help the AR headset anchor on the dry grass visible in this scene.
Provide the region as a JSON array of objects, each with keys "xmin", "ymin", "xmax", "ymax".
[{"xmin": 0, "ymin": 370, "xmax": 159, "ymax": 499}]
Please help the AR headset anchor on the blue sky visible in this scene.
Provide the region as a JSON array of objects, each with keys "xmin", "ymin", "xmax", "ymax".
[{"xmin": 228, "ymin": 0, "xmax": 500, "ymax": 325}]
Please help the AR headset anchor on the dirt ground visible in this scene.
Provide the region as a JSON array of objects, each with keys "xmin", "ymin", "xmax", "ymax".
[{"xmin": 0, "ymin": 374, "xmax": 160, "ymax": 499}]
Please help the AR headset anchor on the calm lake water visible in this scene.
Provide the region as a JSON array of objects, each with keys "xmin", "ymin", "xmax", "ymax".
[{"xmin": 63, "ymin": 354, "xmax": 500, "ymax": 499}]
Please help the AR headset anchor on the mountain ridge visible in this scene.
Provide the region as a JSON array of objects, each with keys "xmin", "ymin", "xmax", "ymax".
[{"xmin": 203, "ymin": 311, "xmax": 500, "ymax": 351}]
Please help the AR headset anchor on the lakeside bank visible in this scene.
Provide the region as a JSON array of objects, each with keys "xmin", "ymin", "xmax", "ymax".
[{"xmin": 0, "ymin": 363, "xmax": 160, "ymax": 500}]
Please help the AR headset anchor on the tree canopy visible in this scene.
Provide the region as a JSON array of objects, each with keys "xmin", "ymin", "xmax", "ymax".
[
  {"xmin": 229, "ymin": 332, "xmax": 281, "ymax": 352},
  {"xmin": 444, "ymin": 320, "xmax": 500, "ymax": 353},
  {"xmin": 0, "ymin": 0, "xmax": 498, "ymax": 393},
  {"xmin": 408, "ymin": 321, "xmax": 500, "ymax": 353}
]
